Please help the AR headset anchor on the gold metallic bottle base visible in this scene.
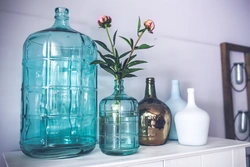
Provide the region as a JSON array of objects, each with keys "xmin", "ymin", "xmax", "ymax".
[{"xmin": 139, "ymin": 78, "xmax": 171, "ymax": 146}]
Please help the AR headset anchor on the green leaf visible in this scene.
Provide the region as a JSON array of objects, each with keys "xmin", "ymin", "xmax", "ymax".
[
  {"xmin": 97, "ymin": 50, "xmax": 103, "ymax": 56},
  {"xmin": 119, "ymin": 36, "xmax": 133, "ymax": 48},
  {"xmin": 121, "ymin": 69, "xmax": 130, "ymax": 78},
  {"xmin": 122, "ymin": 54, "xmax": 138, "ymax": 70},
  {"xmin": 103, "ymin": 54, "xmax": 116, "ymax": 61},
  {"xmin": 128, "ymin": 60, "xmax": 147, "ymax": 67},
  {"xmin": 113, "ymin": 30, "xmax": 118, "ymax": 46},
  {"xmin": 95, "ymin": 40, "xmax": 111, "ymax": 53},
  {"xmin": 137, "ymin": 17, "xmax": 141, "ymax": 36},
  {"xmin": 105, "ymin": 59, "xmax": 115, "ymax": 66},
  {"xmin": 138, "ymin": 28, "xmax": 146, "ymax": 33},
  {"xmin": 130, "ymin": 38, "xmax": 134, "ymax": 49},
  {"xmin": 121, "ymin": 68, "xmax": 143, "ymax": 78},
  {"xmin": 127, "ymin": 68, "xmax": 144, "ymax": 73},
  {"xmin": 100, "ymin": 54, "xmax": 114, "ymax": 67},
  {"xmin": 135, "ymin": 44, "xmax": 154, "ymax": 50},
  {"xmin": 118, "ymin": 62, "xmax": 122, "ymax": 69},
  {"xmin": 128, "ymin": 54, "xmax": 137, "ymax": 62},
  {"xmin": 119, "ymin": 51, "xmax": 131, "ymax": 59},
  {"xmin": 98, "ymin": 51, "xmax": 114, "ymax": 66},
  {"xmin": 114, "ymin": 70, "xmax": 122, "ymax": 75},
  {"xmin": 114, "ymin": 49, "xmax": 120, "ymax": 65},
  {"xmin": 90, "ymin": 60, "xmax": 106, "ymax": 65},
  {"xmin": 100, "ymin": 64, "xmax": 115, "ymax": 77},
  {"xmin": 122, "ymin": 58, "xmax": 129, "ymax": 70},
  {"xmin": 123, "ymin": 73, "xmax": 137, "ymax": 78},
  {"xmin": 122, "ymin": 68, "xmax": 130, "ymax": 73}
]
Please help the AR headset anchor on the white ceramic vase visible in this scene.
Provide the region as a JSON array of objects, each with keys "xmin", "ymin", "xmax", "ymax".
[
  {"xmin": 175, "ymin": 88, "xmax": 210, "ymax": 146},
  {"xmin": 165, "ymin": 80, "xmax": 186, "ymax": 140}
]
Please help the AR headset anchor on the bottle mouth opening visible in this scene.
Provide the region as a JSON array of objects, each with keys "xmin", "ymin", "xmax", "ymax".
[
  {"xmin": 54, "ymin": 7, "xmax": 69, "ymax": 21},
  {"xmin": 187, "ymin": 88, "xmax": 194, "ymax": 92},
  {"xmin": 146, "ymin": 77, "xmax": 155, "ymax": 82},
  {"xmin": 55, "ymin": 7, "xmax": 69, "ymax": 14},
  {"xmin": 171, "ymin": 80, "xmax": 179, "ymax": 84}
]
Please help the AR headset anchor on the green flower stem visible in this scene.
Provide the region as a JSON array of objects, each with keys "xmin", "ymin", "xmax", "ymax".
[
  {"xmin": 105, "ymin": 24, "xmax": 121, "ymax": 120},
  {"xmin": 105, "ymin": 25, "xmax": 119, "ymax": 80},
  {"xmin": 105, "ymin": 25, "xmax": 115, "ymax": 54},
  {"xmin": 110, "ymin": 79, "xmax": 121, "ymax": 123},
  {"xmin": 114, "ymin": 99, "xmax": 120, "ymax": 123},
  {"xmin": 123, "ymin": 28, "xmax": 146, "ymax": 70}
]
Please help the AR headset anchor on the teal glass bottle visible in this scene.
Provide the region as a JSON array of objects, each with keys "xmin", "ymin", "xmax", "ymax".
[
  {"xmin": 20, "ymin": 7, "xmax": 98, "ymax": 158},
  {"xmin": 99, "ymin": 80, "xmax": 139, "ymax": 155}
]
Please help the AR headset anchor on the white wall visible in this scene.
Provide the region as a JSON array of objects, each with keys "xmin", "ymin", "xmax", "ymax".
[{"xmin": 1, "ymin": 0, "xmax": 250, "ymax": 166}]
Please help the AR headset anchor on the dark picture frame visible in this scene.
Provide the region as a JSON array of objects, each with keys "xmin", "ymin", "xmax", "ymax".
[{"xmin": 220, "ymin": 42, "xmax": 250, "ymax": 139}]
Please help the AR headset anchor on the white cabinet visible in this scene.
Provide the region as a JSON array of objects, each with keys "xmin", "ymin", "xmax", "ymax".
[{"xmin": 3, "ymin": 137, "xmax": 250, "ymax": 167}]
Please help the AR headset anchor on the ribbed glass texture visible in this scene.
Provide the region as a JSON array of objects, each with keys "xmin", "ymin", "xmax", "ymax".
[
  {"xmin": 99, "ymin": 80, "xmax": 139, "ymax": 155},
  {"xmin": 20, "ymin": 7, "xmax": 97, "ymax": 158}
]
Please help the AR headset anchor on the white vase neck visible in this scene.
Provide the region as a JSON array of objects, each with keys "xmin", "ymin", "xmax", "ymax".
[{"xmin": 186, "ymin": 88, "xmax": 197, "ymax": 107}]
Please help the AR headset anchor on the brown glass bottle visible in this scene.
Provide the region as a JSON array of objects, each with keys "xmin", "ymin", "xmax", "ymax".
[{"xmin": 139, "ymin": 77, "xmax": 171, "ymax": 145}]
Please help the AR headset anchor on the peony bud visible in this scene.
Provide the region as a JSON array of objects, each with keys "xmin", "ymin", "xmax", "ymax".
[
  {"xmin": 98, "ymin": 15, "xmax": 112, "ymax": 28},
  {"xmin": 144, "ymin": 19, "xmax": 155, "ymax": 33}
]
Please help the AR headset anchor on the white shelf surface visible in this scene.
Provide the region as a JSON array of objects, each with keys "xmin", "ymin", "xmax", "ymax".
[{"xmin": 3, "ymin": 137, "xmax": 250, "ymax": 167}]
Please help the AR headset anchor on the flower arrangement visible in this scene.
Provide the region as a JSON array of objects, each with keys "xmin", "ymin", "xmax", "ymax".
[{"xmin": 90, "ymin": 15, "xmax": 155, "ymax": 81}]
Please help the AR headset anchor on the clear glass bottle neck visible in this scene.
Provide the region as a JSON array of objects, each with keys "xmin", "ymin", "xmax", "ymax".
[
  {"xmin": 52, "ymin": 7, "xmax": 70, "ymax": 28},
  {"xmin": 186, "ymin": 88, "xmax": 196, "ymax": 107},
  {"xmin": 144, "ymin": 78, "xmax": 157, "ymax": 98},
  {"xmin": 113, "ymin": 79, "xmax": 124, "ymax": 94}
]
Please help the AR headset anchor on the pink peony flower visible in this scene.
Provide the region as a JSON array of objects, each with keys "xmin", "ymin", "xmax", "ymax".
[
  {"xmin": 144, "ymin": 19, "xmax": 155, "ymax": 33},
  {"xmin": 98, "ymin": 15, "xmax": 112, "ymax": 28}
]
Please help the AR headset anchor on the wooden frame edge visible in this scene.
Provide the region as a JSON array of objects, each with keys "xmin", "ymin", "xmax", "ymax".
[{"xmin": 220, "ymin": 42, "xmax": 250, "ymax": 139}]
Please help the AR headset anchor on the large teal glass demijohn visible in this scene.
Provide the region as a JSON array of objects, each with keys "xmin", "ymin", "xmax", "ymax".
[
  {"xmin": 99, "ymin": 80, "xmax": 139, "ymax": 155},
  {"xmin": 20, "ymin": 7, "xmax": 97, "ymax": 158}
]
